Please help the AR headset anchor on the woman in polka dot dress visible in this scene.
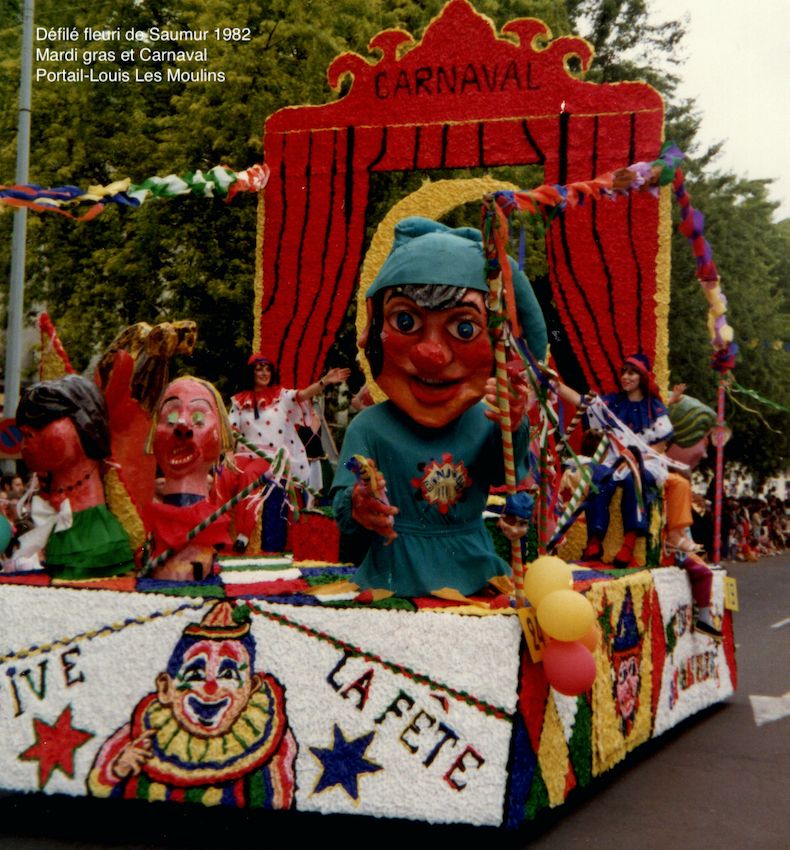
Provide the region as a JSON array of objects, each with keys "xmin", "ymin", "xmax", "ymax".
[{"xmin": 228, "ymin": 354, "xmax": 349, "ymax": 551}]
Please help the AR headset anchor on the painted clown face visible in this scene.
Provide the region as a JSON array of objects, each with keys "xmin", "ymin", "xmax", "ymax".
[
  {"xmin": 158, "ymin": 639, "xmax": 260, "ymax": 737},
  {"xmin": 614, "ymin": 652, "xmax": 640, "ymax": 729},
  {"xmin": 153, "ymin": 380, "xmax": 221, "ymax": 488},
  {"xmin": 375, "ymin": 289, "xmax": 492, "ymax": 428},
  {"xmin": 20, "ymin": 417, "xmax": 85, "ymax": 476}
]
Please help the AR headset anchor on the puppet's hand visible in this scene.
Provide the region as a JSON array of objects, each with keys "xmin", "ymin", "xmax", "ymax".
[
  {"xmin": 348, "ymin": 457, "xmax": 398, "ymax": 543},
  {"xmin": 112, "ymin": 729, "xmax": 155, "ymax": 779},
  {"xmin": 351, "ymin": 482, "xmax": 398, "ymax": 542},
  {"xmin": 483, "ymin": 370, "xmax": 533, "ymax": 430},
  {"xmin": 498, "ymin": 516, "xmax": 529, "ymax": 541}
]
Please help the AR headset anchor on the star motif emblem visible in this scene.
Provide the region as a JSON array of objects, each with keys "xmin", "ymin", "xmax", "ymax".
[
  {"xmin": 309, "ymin": 724, "xmax": 382, "ymax": 800},
  {"xmin": 19, "ymin": 706, "xmax": 93, "ymax": 789}
]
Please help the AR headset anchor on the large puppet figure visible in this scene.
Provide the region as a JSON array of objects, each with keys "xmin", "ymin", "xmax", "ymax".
[
  {"xmin": 143, "ymin": 377, "xmax": 235, "ymax": 581},
  {"xmin": 88, "ymin": 601, "xmax": 297, "ymax": 808},
  {"xmin": 331, "ymin": 216, "xmax": 547, "ymax": 597},
  {"xmin": 15, "ymin": 375, "xmax": 134, "ymax": 579}
]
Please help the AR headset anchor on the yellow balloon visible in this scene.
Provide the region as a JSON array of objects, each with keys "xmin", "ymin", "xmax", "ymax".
[
  {"xmin": 537, "ymin": 589, "xmax": 595, "ymax": 642},
  {"xmin": 524, "ymin": 556, "xmax": 573, "ymax": 608}
]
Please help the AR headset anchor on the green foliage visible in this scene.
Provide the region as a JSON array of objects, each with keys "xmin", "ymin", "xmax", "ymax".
[{"xmin": 1, "ymin": 0, "xmax": 787, "ymax": 480}]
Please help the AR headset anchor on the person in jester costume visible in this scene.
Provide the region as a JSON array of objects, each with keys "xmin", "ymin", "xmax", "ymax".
[
  {"xmin": 331, "ymin": 216, "xmax": 547, "ymax": 597},
  {"xmin": 88, "ymin": 601, "xmax": 296, "ymax": 808}
]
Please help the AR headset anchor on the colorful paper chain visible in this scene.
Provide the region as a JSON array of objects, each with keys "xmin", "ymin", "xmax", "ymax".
[
  {"xmin": 0, "ymin": 163, "xmax": 270, "ymax": 221},
  {"xmin": 483, "ymin": 141, "xmax": 735, "ymax": 374},
  {"xmin": 671, "ymin": 169, "xmax": 737, "ymax": 373}
]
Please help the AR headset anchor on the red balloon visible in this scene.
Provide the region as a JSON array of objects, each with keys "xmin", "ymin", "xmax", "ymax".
[{"xmin": 543, "ymin": 639, "xmax": 597, "ymax": 696}]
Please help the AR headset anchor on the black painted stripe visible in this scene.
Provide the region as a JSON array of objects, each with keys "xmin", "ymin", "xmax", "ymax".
[
  {"xmin": 276, "ymin": 131, "xmax": 315, "ymax": 367},
  {"xmin": 312, "ymin": 126, "xmax": 357, "ymax": 378},
  {"xmin": 555, "ymin": 112, "xmax": 610, "ymax": 388},
  {"xmin": 293, "ymin": 131, "xmax": 341, "ymax": 372},
  {"xmin": 590, "ymin": 116, "xmax": 625, "ymax": 366},
  {"xmin": 626, "ymin": 113, "xmax": 645, "ymax": 353},
  {"xmin": 261, "ymin": 133, "xmax": 290, "ymax": 316},
  {"xmin": 520, "ymin": 119, "xmax": 545, "ymax": 164}
]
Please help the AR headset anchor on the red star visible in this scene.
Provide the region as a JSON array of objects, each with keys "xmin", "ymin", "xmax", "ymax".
[{"xmin": 19, "ymin": 706, "xmax": 94, "ymax": 789}]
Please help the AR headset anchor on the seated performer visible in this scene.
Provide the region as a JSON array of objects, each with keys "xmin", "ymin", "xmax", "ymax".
[
  {"xmin": 665, "ymin": 389, "xmax": 726, "ymax": 638},
  {"xmin": 553, "ymin": 354, "xmax": 673, "ymax": 567},
  {"xmin": 14, "ymin": 375, "xmax": 134, "ymax": 579},
  {"xmin": 331, "ymin": 216, "xmax": 547, "ymax": 597},
  {"xmin": 228, "ymin": 354, "xmax": 349, "ymax": 551}
]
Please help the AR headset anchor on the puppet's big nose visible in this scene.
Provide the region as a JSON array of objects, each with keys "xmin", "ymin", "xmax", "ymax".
[
  {"xmin": 410, "ymin": 341, "xmax": 450, "ymax": 371},
  {"xmin": 173, "ymin": 422, "xmax": 193, "ymax": 440}
]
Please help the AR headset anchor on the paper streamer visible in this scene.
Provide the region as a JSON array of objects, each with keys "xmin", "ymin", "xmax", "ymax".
[{"xmin": 0, "ymin": 164, "xmax": 269, "ymax": 220}]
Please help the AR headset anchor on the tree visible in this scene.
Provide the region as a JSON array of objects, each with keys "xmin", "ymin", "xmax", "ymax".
[
  {"xmin": 565, "ymin": 0, "xmax": 789, "ymax": 483},
  {"xmin": 1, "ymin": 0, "xmax": 787, "ymax": 479}
]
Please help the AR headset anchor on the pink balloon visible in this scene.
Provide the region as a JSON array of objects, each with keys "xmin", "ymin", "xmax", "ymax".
[
  {"xmin": 579, "ymin": 622, "xmax": 600, "ymax": 652},
  {"xmin": 543, "ymin": 639, "xmax": 597, "ymax": 696}
]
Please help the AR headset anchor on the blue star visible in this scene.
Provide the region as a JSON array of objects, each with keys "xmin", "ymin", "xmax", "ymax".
[{"xmin": 310, "ymin": 724, "xmax": 382, "ymax": 800}]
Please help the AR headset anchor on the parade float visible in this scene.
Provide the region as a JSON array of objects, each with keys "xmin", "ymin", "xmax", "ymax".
[{"xmin": 0, "ymin": 0, "xmax": 737, "ymax": 830}]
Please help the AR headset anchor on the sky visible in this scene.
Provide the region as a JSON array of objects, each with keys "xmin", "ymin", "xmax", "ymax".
[{"xmin": 646, "ymin": 0, "xmax": 790, "ymax": 221}]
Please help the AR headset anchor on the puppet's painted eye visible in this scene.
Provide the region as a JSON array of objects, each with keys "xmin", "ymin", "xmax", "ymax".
[
  {"xmin": 192, "ymin": 411, "xmax": 206, "ymax": 426},
  {"xmin": 167, "ymin": 410, "xmax": 179, "ymax": 425},
  {"xmin": 395, "ymin": 311, "xmax": 417, "ymax": 332},
  {"xmin": 448, "ymin": 318, "xmax": 482, "ymax": 341}
]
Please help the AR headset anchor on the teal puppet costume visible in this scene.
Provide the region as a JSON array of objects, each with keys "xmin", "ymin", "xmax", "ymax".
[
  {"xmin": 332, "ymin": 216, "xmax": 546, "ymax": 597},
  {"xmin": 333, "ymin": 400, "xmax": 530, "ymax": 596}
]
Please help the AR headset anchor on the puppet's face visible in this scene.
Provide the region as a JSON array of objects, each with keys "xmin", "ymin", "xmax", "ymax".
[
  {"xmin": 614, "ymin": 652, "xmax": 640, "ymax": 725},
  {"xmin": 375, "ymin": 290, "xmax": 492, "ymax": 428},
  {"xmin": 667, "ymin": 434, "xmax": 709, "ymax": 470},
  {"xmin": 153, "ymin": 380, "xmax": 221, "ymax": 482},
  {"xmin": 20, "ymin": 418, "xmax": 85, "ymax": 475},
  {"xmin": 158, "ymin": 639, "xmax": 258, "ymax": 736},
  {"xmin": 253, "ymin": 362, "xmax": 273, "ymax": 389}
]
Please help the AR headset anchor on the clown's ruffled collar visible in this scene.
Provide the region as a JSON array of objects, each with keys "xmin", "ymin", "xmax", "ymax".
[{"xmin": 131, "ymin": 675, "xmax": 288, "ymax": 786}]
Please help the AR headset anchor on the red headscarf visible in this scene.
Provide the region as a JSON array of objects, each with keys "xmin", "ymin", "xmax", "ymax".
[{"xmin": 624, "ymin": 353, "xmax": 662, "ymax": 402}]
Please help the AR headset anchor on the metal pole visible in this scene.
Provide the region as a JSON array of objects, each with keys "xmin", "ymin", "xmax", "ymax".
[
  {"xmin": 3, "ymin": 0, "xmax": 35, "ymax": 433},
  {"xmin": 713, "ymin": 377, "xmax": 726, "ymax": 564}
]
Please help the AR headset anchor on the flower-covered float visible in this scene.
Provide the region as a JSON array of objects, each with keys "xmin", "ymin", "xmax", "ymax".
[{"xmin": 0, "ymin": 0, "xmax": 736, "ymax": 830}]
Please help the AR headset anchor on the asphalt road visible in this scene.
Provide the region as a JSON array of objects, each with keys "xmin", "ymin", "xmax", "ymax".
[{"xmin": 0, "ymin": 556, "xmax": 787, "ymax": 849}]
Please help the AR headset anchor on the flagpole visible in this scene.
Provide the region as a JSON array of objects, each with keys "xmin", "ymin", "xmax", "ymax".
[{"xmin": 3, "ymin": 0, "xmax": 35, "ymax": 466}]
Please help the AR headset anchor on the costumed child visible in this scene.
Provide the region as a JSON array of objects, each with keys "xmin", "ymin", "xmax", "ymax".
[
  {"xmin": 331, "ymin": 216, "xmax": 547, "ymax": 597},
  {"xmin": 14, "ymin": 375, "xmax": 134, "ymax": 579},
  {"xmin": 143, "ymin": 377, "xmax": 236, "ymax": 581},
  {"xmin": 553, "ymin": 354, "xmax": 674, "ymax": 567}
]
